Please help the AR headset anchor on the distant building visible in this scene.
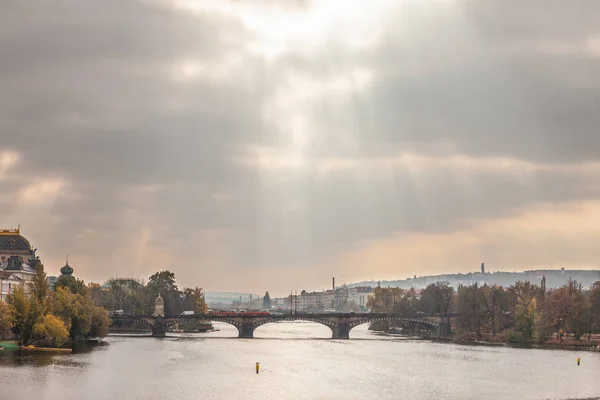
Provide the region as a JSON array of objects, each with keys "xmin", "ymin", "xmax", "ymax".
[
  {"xmin": 0, "ymin": 227, "xmax": 41, "ymax": 296},
  {"xmin": 481, "ymin": 263, "xmax": 485, "ymax": 274},
  {"xmin": 48, "ymin": 276, "xmax": 58, "ymax": 290},
  {"xmin": 0, "ymin": 270, "xmax": 23, "ymax": 301}
]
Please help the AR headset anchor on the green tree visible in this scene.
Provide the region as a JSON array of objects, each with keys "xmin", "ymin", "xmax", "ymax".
[
  {"xmin": 31, "ymin": 263, "xmax": 50, "ymax": 302},
  {"xmin": 56, "ymin": 275, "xmax": 88, "ymax": 297},
  {"xmin": 147, "ymin": 271, "xmax": 178, "ymax": 313}
]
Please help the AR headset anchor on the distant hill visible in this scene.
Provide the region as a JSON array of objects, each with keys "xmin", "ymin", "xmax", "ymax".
[
  {"xmin": 205, "ymin": 292, "xmax": 260, "ymax": 305},
  {"xmin": 348, "ymin": 269, "xmax": 600, "ymax": 290}
]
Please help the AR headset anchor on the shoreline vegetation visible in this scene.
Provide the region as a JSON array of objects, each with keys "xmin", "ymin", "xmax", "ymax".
[
  {"xmin": 2, "ymin": 266, "xmax": 598, "ymax": 353},
  {"xmin": 0, "ymin": 264, "xmax": 110, "ymax": 349},
  {"xmin": 0, "ymin": 269, "xmax": 213, "ymax": 348},
  {"xmin": 368, "ymin": 279, "xmax": 600, "ymax": 351}
]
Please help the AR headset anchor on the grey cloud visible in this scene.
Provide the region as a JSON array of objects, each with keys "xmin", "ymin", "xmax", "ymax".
[
  {"xmin": 1, "ymin": 0, "xmax": 600, "ymax": 286},
  {"xmin": 297, "ymin": 0, "xmax": 600, "ymax": 163}
]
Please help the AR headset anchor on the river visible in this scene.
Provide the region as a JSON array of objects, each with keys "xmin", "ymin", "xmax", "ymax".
[{"xmin": 1, "ymin": 322, "xmax": 598, "ymax": 400}]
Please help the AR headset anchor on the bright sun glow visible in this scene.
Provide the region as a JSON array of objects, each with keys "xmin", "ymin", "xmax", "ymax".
[{"xmin": 172, "ymin": 0, "xmax": 392, "ymax": 60}]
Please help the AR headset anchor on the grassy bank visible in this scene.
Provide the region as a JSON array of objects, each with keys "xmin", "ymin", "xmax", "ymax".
[{"xmin": 0, "ymin": 341, "xmax": 20, "ymax": 350}]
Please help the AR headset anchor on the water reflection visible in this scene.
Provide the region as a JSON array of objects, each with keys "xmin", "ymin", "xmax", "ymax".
[{"xmin": 0, "ymin": 322, "xmax": 598, "ymax": 400}]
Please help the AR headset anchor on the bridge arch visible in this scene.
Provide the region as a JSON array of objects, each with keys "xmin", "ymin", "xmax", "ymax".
[{"xmin": 252, "ymin": 318, "xmax": 335, "ymax": 339}]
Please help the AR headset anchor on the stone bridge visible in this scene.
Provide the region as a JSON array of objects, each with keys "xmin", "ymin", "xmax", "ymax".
[{"xmin": 110, "ymin": 312, "xmax": 455, "ymax": 339}]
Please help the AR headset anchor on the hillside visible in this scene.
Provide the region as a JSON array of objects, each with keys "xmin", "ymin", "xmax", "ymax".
[{"xmin": 349, "ymin": 269, "xmax": 600, "ymax": 290}]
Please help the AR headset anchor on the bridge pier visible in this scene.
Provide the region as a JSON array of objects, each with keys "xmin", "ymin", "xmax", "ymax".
[
  {"xmin": 238, "ymin": 322, "xmax": 255, "ymax": 338},
  {"xmin": 331, "ymin": 323, "xmax": 351, "ymax": 339},
  {"xmin": 151, "ymin": 324, "xmax": 167, "ymax": 337},
  {"xmin": 433, "ymin": 322, "xmax": 452, "ymax": 338}
]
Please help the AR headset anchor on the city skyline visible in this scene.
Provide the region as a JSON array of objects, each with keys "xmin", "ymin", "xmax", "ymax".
[{"xmin": 2, "ymin": 0, "xmax": 600, "ymax": 294}]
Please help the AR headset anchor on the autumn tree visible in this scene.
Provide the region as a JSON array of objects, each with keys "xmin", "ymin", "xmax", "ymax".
[
  {"xmin": 0, "ymin": 301, "xmax": 14, "ymax": 339},
  {"xmin": 6, "ymin": 285, "xmax": 33, "ymax": 345},
  {"xmin": 589, "ymin": 282, "xmax": 600, "ymax": 338},
  {"xmin": 89, "ymin": 306, "xmax": 110, "ymax": 338},
  {"xmin": 419, "ymin": 283, "xmax": 454, "ymax": 317},
  {"xmin": 566, "ymin": 280, "xmax": 589, "ymax": 340},
  {"xmin": 509, "ymin": 282, "xmax": 539, "ymax": 343},
  {"xmin": 32, "ymin": 314, "xmax": 69, "ymax": 347},
  {"xmin": 479, "ymin": 285, "xmax": 508, "ymax": 336},
  {"xmin": 456, "ymin": 284, "xmax": 486, "ymax": 337}
]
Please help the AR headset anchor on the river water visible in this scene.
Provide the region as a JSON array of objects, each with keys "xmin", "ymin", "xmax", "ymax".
[{"xmin": 1, "ymin": 322, "xmax": 599, "ymax": 400}]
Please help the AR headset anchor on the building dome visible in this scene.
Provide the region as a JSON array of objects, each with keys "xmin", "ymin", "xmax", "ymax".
[
  {"xmin": 0, "ymin": 229, "xmax": 32, "ymax": 252},
  {"xmin": 60, "ymin": 255, "xmax": 74, "ymax": 276}
]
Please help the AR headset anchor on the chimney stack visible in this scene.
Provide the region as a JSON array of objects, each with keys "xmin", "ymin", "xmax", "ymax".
[{"xmin": 332, "ymin": 277, "xmax": 335, "ymax": 291}]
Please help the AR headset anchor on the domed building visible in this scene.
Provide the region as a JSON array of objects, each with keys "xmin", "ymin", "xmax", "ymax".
[
  {"xmin": 0, "ymin": 226, "xmax": 40, "ymax": 299},
  {"xmin": 0, "ymin": 226, "xmax": 34, "ymax": 263}
]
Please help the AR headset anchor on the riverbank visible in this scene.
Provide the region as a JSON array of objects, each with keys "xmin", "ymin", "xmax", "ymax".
[
  {"xmin": 372, "ymin": 329, "xmax": 600, "ymax": 352},
  {"xmin": 446, "ymin": 333, "xmax": 600, "ymax": 352}
]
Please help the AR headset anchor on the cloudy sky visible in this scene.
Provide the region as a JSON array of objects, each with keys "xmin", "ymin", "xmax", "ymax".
[{"xmin": 1, "ymin": 0, "xmax": 599, "ymax": 295}]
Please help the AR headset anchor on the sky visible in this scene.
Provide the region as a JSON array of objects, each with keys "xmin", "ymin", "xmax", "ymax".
[{"xmin": 1, "ymin": 0, "xmax": 600, "ymax": 296}]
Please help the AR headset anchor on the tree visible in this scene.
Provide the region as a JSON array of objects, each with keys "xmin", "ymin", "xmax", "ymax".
[
  {"xmin": 53, "ymin": 286, "xmax": 93, "ymax": 340},
  {"xmin": 566, "ymin": 280, "xmax": 589, "ymax": 340},
  {"xmin": 6, "ymin": 285, "xmax": 32, "ymax": 345},
  {"xmin": 509, "ymin": 282, "xmax": 539, "ymax": 343},
  {"xmin": 56, "ymin": 275, "xmax": 88, "ymax": 297},
  {"xmin": 589, "ymin": 282, "xmax": 600, "ymax": 339},
  {"xmin": 456, "ymin": 284, "xmax": 486, "ymax": 337},
  {"xmin": 31, "ymin": 263, "xmax": 49, "ymax": 302},
  {"xmin": 89, "ymin": 306, "xmax": 110, "ymax": 338},
  {"xmin": 148, "ymin": 271, "xmax": 178, "ymax": 293},
  {"xmin": 399, "ymin": 288, "xmax": 419, "ymax": 314},
  {"xmin": 0, "ymin": 301, "xmax": 14, "ymax": 339},
  {"xmin": 367, "ymin": 286, "xmax": 403, "ymax": 313},
  {"xmin": 479, "ymin": 284, "xmax": 508, "ymax": 336},
  {"xmin": 32, "ymin": 314, "xmax": 69, "ymax": 347},
  {"xmin": 147, "ymin": 271, "xmax": 178, "ymax": 313},
  {"xmin": 263, "ymin": 291, "xmax": 272, "ymax": 309},
  {"xmin": 418, "ymin": 283, "xmax": 454, "ymax": 316}
]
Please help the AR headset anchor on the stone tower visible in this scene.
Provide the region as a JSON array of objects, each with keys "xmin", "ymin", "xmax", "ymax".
[{"xmin": 154, "ymin": 293, "xmax": 165, "ymax": 317}]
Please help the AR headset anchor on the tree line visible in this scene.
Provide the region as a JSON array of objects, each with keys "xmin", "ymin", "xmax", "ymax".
[
  {"xmin": 88, "ymin": 270, "xmax": 208, "ymax": 316},
  {"xmin": 0, "ymin": 265, "xmax": 109, "ymax": 347},
  {"xmin": 367, "ymin": 279, "xmax": 600, "ymax": 343}
]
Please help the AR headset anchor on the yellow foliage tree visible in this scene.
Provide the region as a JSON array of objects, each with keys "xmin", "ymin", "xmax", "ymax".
[
  {"xmin": 6, "ymin": 285, "xmax": 32, "ymax": 345},
  {"xmin": 33, "ymin": 314, "xmax": 69, "ymax": 347},
  {"xmin": 0, "ymin": 300, "xmax": 15, "ymax": 338}
]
